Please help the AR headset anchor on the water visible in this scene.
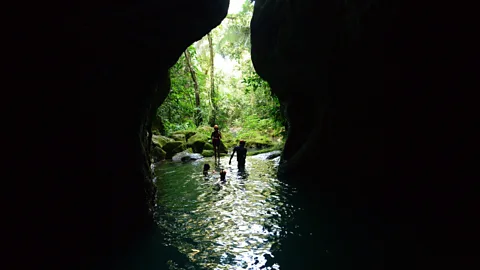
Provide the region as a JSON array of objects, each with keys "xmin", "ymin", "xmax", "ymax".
[{"xmin": 153, "ymin": 154, "xmax": 299, "ymax": 270}]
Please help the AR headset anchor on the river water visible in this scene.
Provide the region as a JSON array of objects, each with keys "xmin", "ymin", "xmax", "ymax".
[
  {"xmin": 109, "ymin": 150, "xmax": 383, "ymax": 270},
  {"xmin": 152, "ymin": 153, "xmax": 303, "ymax": 270}
]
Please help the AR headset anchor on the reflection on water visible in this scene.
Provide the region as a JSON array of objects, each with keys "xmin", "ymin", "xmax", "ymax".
[{"xmin": 153, "ymin": 154, "xmax": 298, "ymax": 269}]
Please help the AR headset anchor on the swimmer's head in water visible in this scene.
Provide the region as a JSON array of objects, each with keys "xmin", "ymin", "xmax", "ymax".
[
  {"xmin": 214, "ymin": 124, "xmax": 219, "ymax": 130},
  {"xmin": 203, "ymin": 164, "xmax": 210, "ymax": 171}
]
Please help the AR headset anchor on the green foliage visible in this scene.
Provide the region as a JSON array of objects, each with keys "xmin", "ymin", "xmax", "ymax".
[
  {"xmin": 155, "ymin": 0, "xmax": 286, "ymax": 146},
  {"xmin": 216, "ymin": 2, "xmax": 253, "ymax": 60},
  {"xmin": 158, "ymin": 46, "xmax": 206, "ymax": 136},
  {"xmin": 242, "ymin": 69, "xmax": 269, "ymax": 93}
]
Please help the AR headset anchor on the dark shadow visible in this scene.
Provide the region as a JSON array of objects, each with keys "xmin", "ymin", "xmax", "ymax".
[{"xmin": 107, "ymin": 226, "xmax": 195, "ymax": 270}]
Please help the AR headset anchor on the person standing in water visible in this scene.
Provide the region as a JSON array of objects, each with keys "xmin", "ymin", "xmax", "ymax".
[
  {"xmin": 229, "ymin": 140, "xmax": 247, "ymax": 169},
  {"xmin": 211, "ymin": 125, "xmax": 222, "ymax": 162}
]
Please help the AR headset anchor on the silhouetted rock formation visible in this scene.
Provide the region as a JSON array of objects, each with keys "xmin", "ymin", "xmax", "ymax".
[
  {"xmin": 251, "ymin": 0, "xmax": 476, "ymax": 269},
  {"xmin": 15, "ymin": 0, "xmax": 229, "ymax": 267},
  {"xmin": 14, "ymin": 0, "xmax": 476, "ymax": 269}
]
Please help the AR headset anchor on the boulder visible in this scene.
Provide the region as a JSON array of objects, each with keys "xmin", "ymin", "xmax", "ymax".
[
  {"xmin": 203, "ymin": 143, "xmax": 213, "ymax": 150},
  {"xmin": 171, "ymin": 133, "xmax": 186, "ymax": 142},
  {"xmin": 169, "ymin": 145, "xmax": 187, "ymax": 159},
  {"xmin": 267, "ymin": 150, "xmax": 282, "ymax": 160},
  {"xmin": 184, "ymin": 131, "xmax": 196, "ymax": 141},
  {"xmin": 183, "ymin": 130, "xmax": 197, "ymax": 140},
  {"xmin": 218, "ymin": 141, "xmax": 228, "ymax": 154},
  {"xmin": 152, "ymin": 134, "xmax": 174, "ymax": 148},
  {"xmin": 187, "ymin": 133, "xmax": 209, "ymax": 153},
  {"xmin": 172, "ymin": 150, "xmax": 203, "ymax": 162},
  {"xmin": 245, "ymin": 138, "xmax": 273, "ymax": 149},
  {"xmin": 201, "ymin": 150, "xmax": 214, "ymax": 157},
  {"xmin": 171, "ymin": 130, "xmax": 196, "ymax": 141},
  {"xmin": 151, "ymin": 146, "xmax": 166, "ymax": 162},
  {"xmin": 163, "ymin": 141, "xmax": 187, "ymax": 159},
  {"xmin": 187, "ymin": 133, "xmax": 209, "ymax": 144},
  {"xmin": 190, "ymin": 142, "xmax": 205, "ymax": 153},
  {"xmin": 162, "ymin": 141, "xmax": 183, "ymax": 152}
]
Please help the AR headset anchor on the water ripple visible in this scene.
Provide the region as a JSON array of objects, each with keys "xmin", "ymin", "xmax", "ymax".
[{"xmin": 154, "ymin": 154, "xmax": 294, "ymax": 269}]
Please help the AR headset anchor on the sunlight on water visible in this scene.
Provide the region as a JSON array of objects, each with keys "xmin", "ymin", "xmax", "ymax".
[{"xmin": 153, "ymin": 154, "xmax": 297, "ymax": 270}]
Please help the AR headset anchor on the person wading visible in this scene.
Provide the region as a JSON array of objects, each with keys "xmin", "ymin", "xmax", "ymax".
[
  {"xmin": 211, "ymin": 125, "xmax": 222, "ymax": 162},
  {"xmin": 229, "ymin": 140, "xmax": 247, "ymax": 169}
]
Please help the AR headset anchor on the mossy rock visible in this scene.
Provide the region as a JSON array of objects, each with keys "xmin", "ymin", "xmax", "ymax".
[
  {"xmin": 196, "ymin": 126, "xmax": 213, "ymax": 135},
  {"xmin": 218, "ymin": 140, "xmax": 228, "ymax": 154},
  {"xmin": 204, "ymin": 141, "xmax": 229, "ymax": 154},
  {"xmin": 163, "ymin": 141, "xmax": 184, "ymax": 153},
  {"xmin": 151, "ymin": 146, "xmax": 166, "ymax": 162},
  {"xmin": 172, "ymin": 130, "xmax": 196, "ymax": 140},
  {"xmin": 166, "ymin": 143, "xmax": 187, "ymax": 159},
  {"xmin": 203, "ymin": 143, "xmax": 213, "ymax": 150},
  {"xmin": 187, "ymin": 133, "xmax": 209, "ymax": 145},
  {"xmin": 186, "ymin": 131, "xmax": 228, "ymax": 153},
  {"xmin": 201, "ymin": 150, "xmax": 214, "ymax": 157},
  {"xmin": 171, "ymin": 133, "xmax": 186, "ymax": 142},
  {"xmin": 190, "ymin": 141, "xmax": 205, "ymax": 153},
  {"xmin": 187, "ymin": 133, "xmax": 208, "ymax": 153},
  {"xmin": 152, "ymin": 134, "xmax": 174, "ymax": 148},
  {"xmin": 184, "ymin": 131, "xmax": 196, "ymax": 141},
  {"xmin": 245, "ymin": 138, "xmax": 274, "ymax": 149}
]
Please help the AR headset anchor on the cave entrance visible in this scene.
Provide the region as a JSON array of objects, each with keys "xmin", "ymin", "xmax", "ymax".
[{"xmin": 152, "ymin": 0, "xmax": 286, "ymax": 159}]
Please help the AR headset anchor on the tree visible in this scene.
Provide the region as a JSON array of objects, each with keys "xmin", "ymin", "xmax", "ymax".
[
  {"xmin": 157, "ymin": 47, "xmax": 198, "ymax": 134},
  {"xmin": 184, "ymin": 49, "xmax": 202, "ymax": 126},
  {"xmin": 217, "ymin": 1, "xmax": 253, "ymax": 60},
  {"xmin": 207, "ymin": 32, "xmax": 217, "ymax": 126},
  {"xmin": 156, "ymin": 0, "xmax": 286, "ymax": 141}
]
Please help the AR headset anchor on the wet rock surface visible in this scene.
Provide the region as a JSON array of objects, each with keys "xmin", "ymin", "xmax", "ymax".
[{"xmin": 172, "ymin": 150, "xmax": 203, "ymax": 162}]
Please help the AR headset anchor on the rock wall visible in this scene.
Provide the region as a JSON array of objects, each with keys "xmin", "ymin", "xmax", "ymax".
[
  {"xmin": 100, "ymin": 0, "xmax": 230, "ymax": 258},
  {"xmin": 251, "ymin": 0, "xmax": 476, "ymax": 268},
  {"xmin": 15, "ymin": 0, "xmax": 229, "ymax": 267},
  {"xmin": 13, "ymin": 0, "xmax": 476, "ymax": 268}
]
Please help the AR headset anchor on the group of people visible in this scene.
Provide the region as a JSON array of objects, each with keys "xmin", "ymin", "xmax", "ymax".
[
  {"xmin": 211, "ymin": 124, "xmax": 247, "ymax": 167},
  {"xmin": 203, "ymin": 124, "xmax": 248, "ymax": 182}
]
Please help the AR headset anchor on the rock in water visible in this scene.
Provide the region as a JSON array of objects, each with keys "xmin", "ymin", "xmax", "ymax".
[
  {"xmin": 267, "ymin": 150, "xmax": 282, "ymax": 160},
  {"xmin": 172, "ymin": 150, "xmax": 203, "ymax": 162}
]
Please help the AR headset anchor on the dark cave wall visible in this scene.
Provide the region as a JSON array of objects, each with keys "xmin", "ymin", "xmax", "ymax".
[
  {"xmin": 250, "ymin": 0, "xmax": 476, "ymax": 267},
  {"xmin": 103, "ymin": 1, "xmax": 230, "ymax": 255},
  {"xmin": 251, "ymin": 0, "xmax": 384, "ymax": 176},
  {"xmin": 17, "ymin": 1, "xmax": 231, "ymax": 264},
  {"xmin": 14, "ymin": 0, "xmax": 476, "ymax": 268},
  {"xmin": 51, "ymin": 0, "xmax": 230, "ymax": 259}
]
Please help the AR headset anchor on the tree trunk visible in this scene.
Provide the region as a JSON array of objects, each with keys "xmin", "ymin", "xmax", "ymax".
[
  {"xmin": 184, "ymin": 49, "xmax": 202, "ymax": 126},
  {"xmin": 207, "ymin": 33, "xmax": 217, "ymax": 125}
]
